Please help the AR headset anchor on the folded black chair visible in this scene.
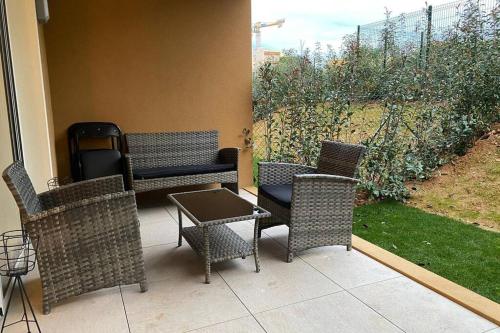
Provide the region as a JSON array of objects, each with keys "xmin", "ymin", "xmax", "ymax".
[{"xmin": 68, "ymin": 122, "xmax": 123, "ymax": 181}]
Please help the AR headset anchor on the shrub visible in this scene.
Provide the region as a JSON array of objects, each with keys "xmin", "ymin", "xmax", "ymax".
[{"xmin": 252, "ymin": 0, "xmax": 500, "ymax": 200}]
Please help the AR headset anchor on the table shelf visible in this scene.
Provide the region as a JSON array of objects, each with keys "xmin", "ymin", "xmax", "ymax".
[{"xmin": 182, "ymin": 225, "xmax": 254, "ymax": 263}]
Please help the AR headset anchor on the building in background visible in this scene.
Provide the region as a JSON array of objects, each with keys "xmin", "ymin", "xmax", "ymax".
[
  {"xmin": 252, "ymin": 18, "xmax": 284, "ymax": 69},
  {"xmin": 253, "ymin": 49, "xmax": 282, "ymax": 68}
]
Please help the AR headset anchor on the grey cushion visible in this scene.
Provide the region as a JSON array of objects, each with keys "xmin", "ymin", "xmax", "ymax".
[
  {"xmin": 133, "ymin": 163, "xmax": 235, "ymax": 180},
  {"xmin": 259, "ymin": 184, "xmax": 293, "ymax": 208}
]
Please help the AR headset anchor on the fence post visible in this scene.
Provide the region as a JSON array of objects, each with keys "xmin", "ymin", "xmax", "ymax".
[
  {"xmin": 383, "ymin": 30, "xmax": 388, "ymax": 69},
  {"xmin": 425, "ymin": 5, "xmax": 433, "ymax": 69},
  {"xmin": 419, "ymin": 31, "xmax": 424, "ymax": 69},
  {"xmin": 352, "ymin": 25, "xmax": 360, "ymax": 74},
  {"xmin": 356, "ymin": 25, "xmax": 360, "ymax": 58}
]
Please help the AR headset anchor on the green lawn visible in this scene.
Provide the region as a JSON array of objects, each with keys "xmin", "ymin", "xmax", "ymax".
[{"xmin": 353, "ymin": 201, "xmax": 500, "ymax": 303}]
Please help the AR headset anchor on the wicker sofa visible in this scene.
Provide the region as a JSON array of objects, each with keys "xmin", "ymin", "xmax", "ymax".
[
  {"xmin": 257, "ymin": 141, "xmax": 365, "ymax": 262},
  {"xmin": 125, "ymin": 130, "xmax": 239, "ymax": 194},
  {"xmin": 2, "ymin": 162, "xmax": 147, "ymax": 314}
]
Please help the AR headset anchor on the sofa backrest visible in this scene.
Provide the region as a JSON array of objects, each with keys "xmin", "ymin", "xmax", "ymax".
[{"xmin": 125, "ymin": 130, "xmax": 219, "ymax": 168}]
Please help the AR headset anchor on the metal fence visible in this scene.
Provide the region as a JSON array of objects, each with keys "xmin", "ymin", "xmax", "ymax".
[
  {"xmin": 357, "ymin": 0, "xmax": 498, "ymax": 64},
  {"xmin": 252, "ymin": 0, "xmax": 499, "ymax": 162}
]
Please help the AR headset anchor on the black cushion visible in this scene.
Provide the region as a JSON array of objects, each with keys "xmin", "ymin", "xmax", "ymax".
[
  {"xmin": 259, "ymin": 184, "xmax": 293, "ymax": 209},
  {"xmin": 133, "ymin": 163, "xmax": 235, "ymax": 180},
  {"xmin": 80, "ymin": 149, "xmax": 123, "ymax": 180}
]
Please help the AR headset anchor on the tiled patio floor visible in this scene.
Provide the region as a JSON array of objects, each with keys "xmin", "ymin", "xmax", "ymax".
[{"xmin": 5, "ymin": 190, "xmax": 498, "ymax": 333}]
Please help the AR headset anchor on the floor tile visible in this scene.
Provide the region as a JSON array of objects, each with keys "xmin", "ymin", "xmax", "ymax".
[
  {"xmin": 300, "ymin": 247, "xmax": 400, "ymax": 289},
  {"xmin": 350, "ymin": 277, "xmax": 497, "ymax": 333},
  {"xmin": 137, "ymin": 205, "xmax": 170, "ymax": 224},
  {"xmin": 166, "ymin": 204, "xmax": 197, "ymax": 227},
  {"xmin": 165, "ymin": 204, "xmax": 182, "ymax": 223},
  {"xmin": 165, "ymin": 204, "xmax": 178, "ymax": 220},
  {"xmin": 4, "ymin": 281, "xmax": 128, "ymax": 333},
  {"xmin": 122, "ymin": 277, "xmax": 248, "ymax": 333},
  {"xmin": 241, "ymin": 190, "xmax": 257, "ymax": 204},
  {"xmin": 9, "ymin": 193, "xmax": 496, "ymax": 333},
  {"xmin": 140, "ymin": 215, "xmax": 180, "ymax": 248},
  {"xmin": 261, "ymin": 225, "xmax": 289, "ymax": 248},
  {"xmin": 239, "ymin": 190, "xmax": 258, "ymax": 202},
  {"xmin": 142, "ymin": 243, "xmax": 208, "ymax": 284},
  {"xmin": 226, "ymin": 219, "xmax": 257, "ymax": 242},
  {"xmin": 216, "ymin": 237, "xmax": 342, "ymax": 313},
  {"xmin": 189, "ymin": 316, "xmax": 265, "ymax": 333},
  {"xmin": 255, "ymin": 291, "xmax": 403, "ymax": 333},
  {"xmin": 484, "ymin": 328, "xmax": 500, "ymax": 333}
]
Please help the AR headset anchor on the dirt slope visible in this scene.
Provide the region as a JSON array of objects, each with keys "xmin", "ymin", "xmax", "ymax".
[{"xmin": 408, "ymin": 124, "xmax": 500, "ymax": 232}]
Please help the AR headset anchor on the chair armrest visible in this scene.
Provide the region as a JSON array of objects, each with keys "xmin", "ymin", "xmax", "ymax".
[
  {"xmin": 23, "ymin": 191, "xmax": 142, "ymax": 279},
  {"xmin": 38, "ymin": 175, "xmax": 125, "ymax": 209},
  {"xmin": 26, "ymin": 191, "xmax": 136, "ymax": 224},
  {"xmin": 218, "ymin": 148, "xmax": 240, "ymax": 167},
  {"xmin": 259, "ymin": 162, "xmax": 316, "ymax": 186},
  {"xmin": 293, "ymin": 174, "xmax": 360, "ymax": 184},
  {"xmin": 124, "ymin": 154, "xmax": 135, "ymax": 189},
  {"xmin": 291, "ymin": 174, "xmax": 359, "ymax": 209}
]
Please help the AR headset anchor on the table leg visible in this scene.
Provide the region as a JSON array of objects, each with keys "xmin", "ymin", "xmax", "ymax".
[
  {"xmin": 253, "ymin": 218, "xmax": 261, "ymax": 273},
  {"xmin": 203, "ymin": 227, "xmax": 211, "ymax": 284},
  {"xmin": 177, "ymin": 208, "xmax": 183, "ymax": 247}
]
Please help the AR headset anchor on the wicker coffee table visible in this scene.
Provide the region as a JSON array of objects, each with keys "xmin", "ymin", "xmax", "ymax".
[{"xmin": 168, "ymin": 188, "xmax": 270, "ymax": 283}]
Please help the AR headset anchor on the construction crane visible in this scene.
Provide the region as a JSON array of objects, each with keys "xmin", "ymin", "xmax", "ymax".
[{"xmin": 253, "ymin": 19, "xmax": 285, "ymax": 50}]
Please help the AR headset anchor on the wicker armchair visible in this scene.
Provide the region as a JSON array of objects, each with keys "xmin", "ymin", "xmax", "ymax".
[
  {"xmin": 2, "ymin": 162, "xmax": 147, "ymax": 314},
  {"xmin": 257, "ymin": 141, "xmax": 366, "ymax": 262}
]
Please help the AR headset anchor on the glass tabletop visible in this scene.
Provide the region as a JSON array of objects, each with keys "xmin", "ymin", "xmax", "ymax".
[{"xmin": 169, "ymin": 189, "xmax": 268, "ymax": 224}]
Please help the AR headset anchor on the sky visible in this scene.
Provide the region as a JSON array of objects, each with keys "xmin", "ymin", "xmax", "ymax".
[{"xmin": 252, "ymin": 0, "xmax": 454, "ymax": 51}]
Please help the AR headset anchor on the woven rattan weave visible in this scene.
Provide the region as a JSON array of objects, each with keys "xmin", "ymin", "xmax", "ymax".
[
  {"xmin": 169, "ymin": 188, "xmax": 270, "ymax": 283},
  {"xmin": 2, "ymin": 162, "xmax": 147, "ymax": 314},
  {"xmin": 125, "ymin": 130, "xmax": 239, "ymax": 193},
  {"xmin": 257, "ymin": 141, "xmax": 365, "ymax": 262}
]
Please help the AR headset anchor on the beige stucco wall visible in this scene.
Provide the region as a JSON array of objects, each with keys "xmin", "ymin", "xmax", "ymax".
[
  {"xmin": 0, "ymin": 60, "xmax": 19, "ymax": 232},
  {"xmin": 0, "ymin": 0, "xmax": 53, "ymax": 300},
  {"xmin": 6, "ymin": 0, "xmax": 55, "ymax": 191},
  {"xmin": 44, "ymin": 0, "xmax": 253, "ymax": 186},
  {"xmin": 38, "ymin": 25, "xmax": 57, "ymax": 174},
  {"xmin": 1, "ymin": 0, "xmax": 54, "ymax": 233}
]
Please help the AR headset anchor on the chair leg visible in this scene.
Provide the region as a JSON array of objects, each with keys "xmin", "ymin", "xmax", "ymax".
[
  {"xmin": 140, "ymin": 281, "xmax": 148, "ymax": 292},
  {"xmin": 222, "ymin": 182, "xmax": 239, "ymax": 194},
  {"xmin": 347, "ymin": 244, "xmax": 352, "ymax": 251},
  {"xmin": 42, "ymin": 299, "xmax": 51, "ymax": 315},
  {"xmin": 287, "ymin": 250, "xmax": 294, "ymax": 263}
]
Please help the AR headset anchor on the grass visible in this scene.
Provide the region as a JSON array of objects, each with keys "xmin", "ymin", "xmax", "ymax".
[
  {"xmin": 253, "ymin": 105, "xmax": 499, "ymax": 229},
  {"xmin": 353, "ymin": 200, "xmax": 500, "ymax": 303}
]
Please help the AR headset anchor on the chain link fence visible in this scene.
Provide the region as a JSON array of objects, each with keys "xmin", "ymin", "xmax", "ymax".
[{"xmin": 358, "ymin": 0, "xmax": 497, "ymax": 64}]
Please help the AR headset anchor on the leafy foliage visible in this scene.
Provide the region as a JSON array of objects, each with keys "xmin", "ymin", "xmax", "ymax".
[{"xmin": 252, "ymin": 0, "xmax": 500, "ymax": 200}]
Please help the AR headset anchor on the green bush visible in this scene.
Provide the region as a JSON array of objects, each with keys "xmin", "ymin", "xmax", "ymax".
[{"xmin": 252, "ymin": 0, "xmax": 500, "ymax": 200}]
